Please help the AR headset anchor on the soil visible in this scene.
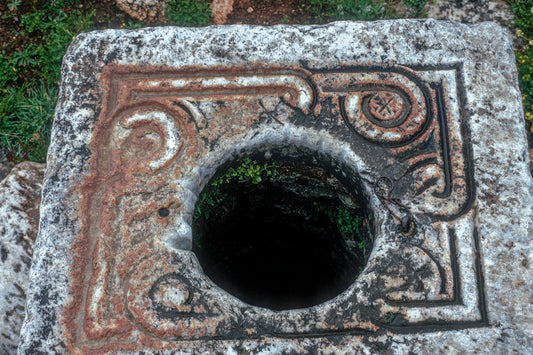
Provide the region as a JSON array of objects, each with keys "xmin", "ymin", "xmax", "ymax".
[{"xmin": 225, "ymin": 0, "xmax": 310, "ymax": 25}]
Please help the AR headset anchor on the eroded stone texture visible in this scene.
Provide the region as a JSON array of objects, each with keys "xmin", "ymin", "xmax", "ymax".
[
  {"xmin": 0, "ymin": 162, "xmax": 44, "ymax": 354},
  {"xmin": 18, "ymin": 21, "xmax": 533, "ymax": 354}
]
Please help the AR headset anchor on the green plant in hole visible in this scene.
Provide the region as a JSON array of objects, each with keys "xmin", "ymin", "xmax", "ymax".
[
  {"xmin": 212, "ymin": 157, "xmax": 279, "ymax": 186},
  {"xmin": 193, "ymin": 158, "xmax": 279, "ymax": 248},
  {"xmin": 313, "ymin": 201, "xmax": 366, "ymax": 255},
  {"xmin": 193, "ymin": 186, "xmax": 228, "ymax": 222},
  {"xmin": 194, "ymin": 158, "xmax": 279, "ymax": 220},
  {"xmin": 166, "ymin": 0, "xmax": 211, "ymax": 27}
]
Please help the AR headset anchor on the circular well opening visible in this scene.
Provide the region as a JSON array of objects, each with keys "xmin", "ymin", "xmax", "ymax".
[{"xmin": 192, "ymin": 147, "xmax": 374, "ymax": 310}]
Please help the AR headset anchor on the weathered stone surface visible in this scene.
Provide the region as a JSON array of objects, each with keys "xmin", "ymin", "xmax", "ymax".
[
  {"xmin": 19, "ymin": 21, "xmax": 533, "ymax": 353},
  {"xmin": 115, "ymin": 0, "xmax": 169, "ymax": 22},
  {"xmin": 0, "ymin": 162, "xmax": 44, "ymax": 354}
]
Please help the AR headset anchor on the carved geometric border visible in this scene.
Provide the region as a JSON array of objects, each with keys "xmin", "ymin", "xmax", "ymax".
[{"xmin": 68, "ymin": 63, "xmax": 489, "ymax": 351}]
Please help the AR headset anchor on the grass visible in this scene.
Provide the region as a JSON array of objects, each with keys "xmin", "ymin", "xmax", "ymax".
[
  {"xmin": 0, "ymin": 83, "xmax": 57, "ymax": 161},
  {"xmin": 166, "ymin": 0, "xmax": 211, "ymax": 26},
  {"xmin": 510, "ymin": 0, "xmax": 533, "ymax": 141},
  {"xmin": 1, "ymin": 0, "xmax": 94, "ymax": 161},
  {"xmin": 306, "ymin": 0, "xmax": 393, "ymax": 22},
  {"xmin": 1, "ymin": 0, "xmax": 532, "ymax": 162}
]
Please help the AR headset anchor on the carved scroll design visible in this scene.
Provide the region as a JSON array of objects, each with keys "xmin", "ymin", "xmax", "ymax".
[
  {"xmin": 316, "ymin": 65, "xmax": 473, "ymax": 221},
  {"xmin": 72, "ymin": 64, "xmax": 485, "ymax": 350},
  {"xmin": 77, "ymin": 103, "xmax": 189, "ymax": 342},
  {"xmin": 126, "ymin": 252, "xmax": 227, "ymax": 339}
]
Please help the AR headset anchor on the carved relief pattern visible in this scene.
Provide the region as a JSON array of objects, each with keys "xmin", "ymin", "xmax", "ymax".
[
  {"xmin": 71, "ymin": 64, "xmax": 485, "ymax": 351},
  {"xmin": 367, "ymin": 91, "xmax": 406, "ymax": 122}
]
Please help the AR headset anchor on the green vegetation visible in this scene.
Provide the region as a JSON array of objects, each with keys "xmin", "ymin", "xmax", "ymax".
[
  {"xmin": 511, "ymin": 0, "xmax": 533, "ymax": 141},
  {"xmin": 193, "ymin": 185, "xmax": 230, "ymax": 223},
  {"xmin": 403, "ymin": 0, "xmax": 428, "ymax": 16},
  {"xmin": 313, "ymin": 201, "xmax": 366, "ymax": 253},
  {"xmin": 1, "ymin": 0, "xmax": 94, "ymax": 161},
  {"xmin": 212, "ymin": 157, "xmax": 279, "ymax": 186},
  {"xmin": 305, "ymin": 0, "xmax": 432, "ymax": 22},
  {"xmin": 1, "ymin": 83, "xmax": 57, "ymax": 161},
  {"xmin": 166, "ymin": 0, "xmax": 211, "ymax": 26},
  {"xmin": 193, "ymin": 158, "xmax": 279, "ymax": 224},
  {"xmin": 306, "ymin": 0, "xmax": 390, "ymax": 22}
]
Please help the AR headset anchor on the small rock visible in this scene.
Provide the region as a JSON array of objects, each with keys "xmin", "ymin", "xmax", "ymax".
[
  {"xmin": 211, "ymin": 0, "xmax": 234, "ymax": 25},
  {"xmin": 115, "ymin": 0, "xmax": 169, "ymax": 22}
]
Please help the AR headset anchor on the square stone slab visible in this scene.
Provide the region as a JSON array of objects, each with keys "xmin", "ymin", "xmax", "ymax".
[{"xmin": 19, "ymin": 20, "xmax": 533, "ymax": 353}]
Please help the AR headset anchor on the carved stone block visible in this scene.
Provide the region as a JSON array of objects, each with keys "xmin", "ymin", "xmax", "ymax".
[{"xmin": 19, "ymin": 21, "xmax": 533, "ymax": 353}]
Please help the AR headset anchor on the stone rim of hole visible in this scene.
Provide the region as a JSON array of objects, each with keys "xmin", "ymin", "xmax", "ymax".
[{"xmin": 190, "ymin": 146, "xmax": 377, "ymax": 310}]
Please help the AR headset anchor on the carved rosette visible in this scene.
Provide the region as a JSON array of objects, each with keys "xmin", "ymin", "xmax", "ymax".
[{"xmin": 342, "ymin": 72, "xmax": 430, "ymax": 145}]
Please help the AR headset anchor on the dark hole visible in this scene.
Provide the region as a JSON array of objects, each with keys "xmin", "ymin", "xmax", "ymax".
[
  {"xmin": 158, "ymin": 208, "xmax": 170, "ymax": 217},
  {"xmin": 192, "ymin": 154, "xmax": 373, "ymax": 310}
]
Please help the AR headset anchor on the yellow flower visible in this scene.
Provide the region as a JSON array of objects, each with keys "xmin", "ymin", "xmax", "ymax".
[
  {"xmin": 72, "ymin": 36, "xmax": 76, "ymax": 40},
  {"xmin": 517, "ymin": 29, "xmax": 524, "ymax": 37},
  {"xmin": 121, "ymin": 23, "xmax": 126, "ymax": 28}
]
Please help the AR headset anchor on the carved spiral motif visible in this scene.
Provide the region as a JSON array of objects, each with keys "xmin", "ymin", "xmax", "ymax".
[
  {"xmin": 343, "ymin": 72, "xmax": 432, "ymax": 146},
  {"xmin": 126, "ymin": 253, "xmax": 220, "ymax": 339},
  {"xmin": 114, "ymin": 105, "xmax": 184, "ymax": 172},
  {"xmin": 150, "ymin": 274, "xmax": 191, "ymax": 311}
]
